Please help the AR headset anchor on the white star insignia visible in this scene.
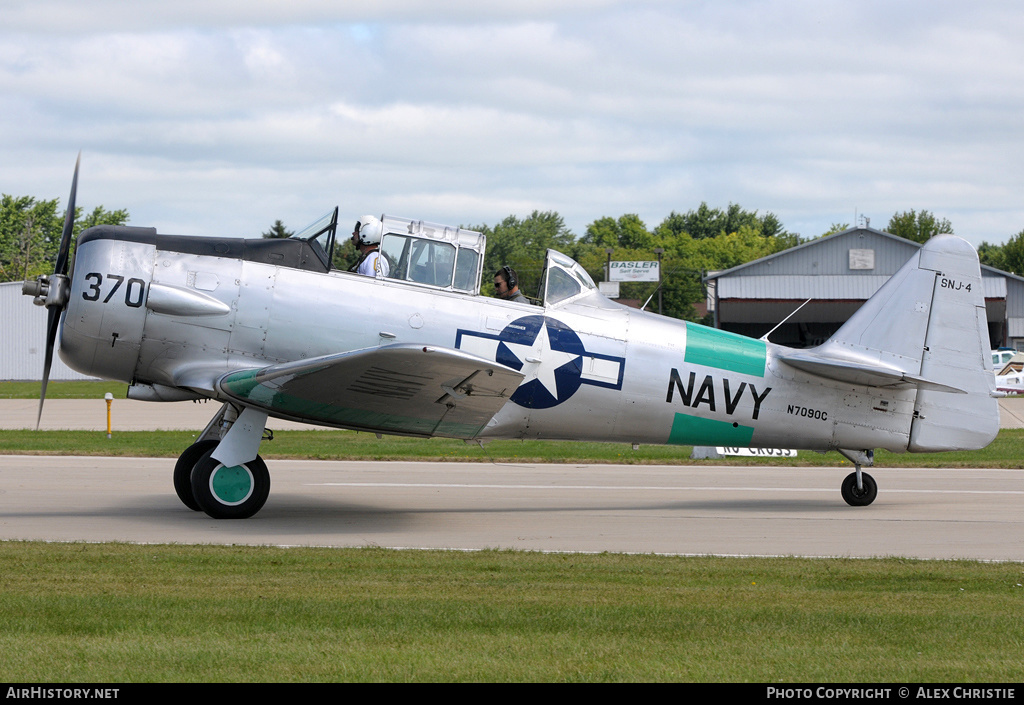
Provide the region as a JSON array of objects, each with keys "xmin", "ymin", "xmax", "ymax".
[{"xmin": 502, "ymin": 321, "xmax": 581, "ymax": 399}]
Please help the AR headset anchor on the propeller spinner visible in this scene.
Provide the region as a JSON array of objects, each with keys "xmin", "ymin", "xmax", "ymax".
[{"xmin": 21, "ymin": 153, "xmax": 80, "ymax": 428}]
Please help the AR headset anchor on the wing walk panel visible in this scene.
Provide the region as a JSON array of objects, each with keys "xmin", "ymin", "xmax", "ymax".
[
  {"xmin": 216, "ymin": 344, "xmax": 524, "ymax": 438},
  {"xmin": 347, "ymin": 366, "xmax": 432, "ymax": 399}
]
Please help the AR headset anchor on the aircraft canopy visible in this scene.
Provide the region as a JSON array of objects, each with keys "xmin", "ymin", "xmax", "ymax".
[{"xmin": 541, "ymin": 249, "xmax": 599, "ymax": 306}]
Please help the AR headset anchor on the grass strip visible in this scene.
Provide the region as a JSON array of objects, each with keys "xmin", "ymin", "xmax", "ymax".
[
  {"xmin": 0, "ymin": 542, "xmax": 1022, "ymax": 682},
  {"xmin": 4, "ymin": 382, "xmax": 1024, "ymax": 466},
  {"xmin": 2, "ymin": 428, "xmax": 1024, "ymax": 467},
  {"xmin": 0, "ymin": 380, "xmax": 120, "ymax": 400}
]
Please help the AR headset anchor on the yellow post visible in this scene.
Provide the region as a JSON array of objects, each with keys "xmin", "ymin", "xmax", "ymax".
[{"xmin": 104, "ymin": 392, "xmax": 113, "ymax": 439}]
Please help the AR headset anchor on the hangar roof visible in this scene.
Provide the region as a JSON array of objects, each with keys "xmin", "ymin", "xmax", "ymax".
[
  {"xmin": 716, "ymin": 274, "xmax": 1007, "ymax": 301},
  {"xmin": 705, "ymin": 226, "xmax": 1024, "ymax": 296}
]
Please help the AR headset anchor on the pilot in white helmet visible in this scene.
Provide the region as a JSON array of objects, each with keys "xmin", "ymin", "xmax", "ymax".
[{"xmin": 350, "ymin": 215, "xmax": 389, "ymax": 278}]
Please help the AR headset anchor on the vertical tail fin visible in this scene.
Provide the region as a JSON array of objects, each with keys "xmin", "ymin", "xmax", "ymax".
[
  {"xmin": 819, "ymin": 234, "xmax": 998, "ymax": 451},
  {"xmin": 906, "ymin": 236, "xmax": 998, "ymax": 450}
]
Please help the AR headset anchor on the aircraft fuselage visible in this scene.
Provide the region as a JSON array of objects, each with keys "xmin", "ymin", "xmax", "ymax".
[{"xmin": 61, "ymin": 226, "xmax": 925, "ymax": 454}]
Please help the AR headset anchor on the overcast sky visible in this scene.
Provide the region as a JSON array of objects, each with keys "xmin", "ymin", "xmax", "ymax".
[{"xmin": 2, "ymin": 0, "xmax": 1022, "ymax": 247}]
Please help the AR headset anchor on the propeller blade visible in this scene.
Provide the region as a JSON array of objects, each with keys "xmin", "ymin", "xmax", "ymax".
[
  {"xmin": 36, "ymin": 153, "xmax": 80, "ymax": 428},
  {"xmin": 37, "ymin": 306, "xmax": 61, "ymax": 429},
  {"xmin": 54, "ymin": 152, "xmax": 80, "ymax": 277}
]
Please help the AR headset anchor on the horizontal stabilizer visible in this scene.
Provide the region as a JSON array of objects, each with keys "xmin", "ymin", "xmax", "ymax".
[
  {"xmin": 777, "ymin": 351, "xmax": 966, "ymax": 393},
  {"xmin": 216, "ymin": 344, "xmax": 524, "ymax": 438}
]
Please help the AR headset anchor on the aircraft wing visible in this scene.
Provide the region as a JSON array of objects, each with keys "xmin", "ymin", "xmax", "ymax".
[
  {"xmin": 215, "ymin": 344, "xmax": 525, "ymax": 438},
  {"xmin": 777, "ymin": 351, "xmax": 966, "ymax": 394}
]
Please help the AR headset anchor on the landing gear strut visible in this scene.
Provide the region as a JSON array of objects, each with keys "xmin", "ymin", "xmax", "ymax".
[
  {"xmin": 172, "ymin": 403, "xmax": 272, "ymax": 519},
  {"xmin": 838, "ymin": 448, "xmax": 877, "ymax": 506}
]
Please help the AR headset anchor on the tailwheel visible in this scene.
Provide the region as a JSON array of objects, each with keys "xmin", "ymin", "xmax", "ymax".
[
  {"xmin": 173, "ymin": 439, "xmax": 219, "ymax": 511},
  {"xmin": 190, "ymin": 448, "xmax": 271, "ymax": 519},
  {"xmin": 841, "ymin": 471, "xmax": 877, "ymax": 507}
]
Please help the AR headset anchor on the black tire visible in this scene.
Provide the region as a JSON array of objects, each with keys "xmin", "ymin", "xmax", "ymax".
[
  {"xmin": 841, "ymin": 471, "xmax": 878, "ymax": 507},
  {"xmin": 190, "ymin": 448, "xmax": 270, "ymax": 519},
  {"xmin": 173, "ymin": 440, "xmax": 219, "ymax": 511}
]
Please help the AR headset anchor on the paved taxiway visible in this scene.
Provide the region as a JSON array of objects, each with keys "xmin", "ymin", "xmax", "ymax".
[
  {"xmin": 1, "ymin": 455, "xmax": 1022, "ymax": 560},
  {"xmin": 2, "ymin": 398, "xmax": 1023, "ymax": 560}
]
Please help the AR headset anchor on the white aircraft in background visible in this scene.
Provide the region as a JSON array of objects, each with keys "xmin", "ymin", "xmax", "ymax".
[
  {"xmin": 23, "ymin": 157, "xmax": 1000, "ymax": 519},
  {"xmin": 990, "ymin": 349, "xmax": 1024, "ymax": 394},
  {"xmin": 992, "ymin": 348, "xmax": 1016, "ymax": 372},
  {"xmin": 995, "ymin": 373, "xmax": 1024, "ymax": 395}
]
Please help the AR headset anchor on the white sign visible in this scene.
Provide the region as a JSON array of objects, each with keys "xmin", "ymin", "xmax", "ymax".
[
  {"xmin": 609, "ymin": 261, "xmax": 660, "ymax": 282},
  {"xmin": 848, "ymin": 248, "xmax": 875, "ymax": 270},
  {"xmin": 717, "ymin": 447, "xmax": 798, "ymax": 457}
]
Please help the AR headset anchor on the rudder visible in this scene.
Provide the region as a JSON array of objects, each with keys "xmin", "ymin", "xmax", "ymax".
[{"xmin": 907, "ymin": 236, "xmax": 998, "ymax": 451}]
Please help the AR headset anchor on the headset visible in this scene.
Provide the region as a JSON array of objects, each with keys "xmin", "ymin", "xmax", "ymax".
[{"xmin": 501, "ymin": 266, "xmax": 518, "ymax": 290}]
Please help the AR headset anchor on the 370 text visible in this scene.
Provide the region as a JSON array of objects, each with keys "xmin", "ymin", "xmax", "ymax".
[{"xmin": 82, "ymin": 273, "xmax": 146, "ymax": 308}]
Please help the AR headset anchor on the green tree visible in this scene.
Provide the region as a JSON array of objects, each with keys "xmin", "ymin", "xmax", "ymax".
[
  {"xmin": 760, "ymin": 212, "xmax": 785, "ymax": 239},
  {"xmin": 996, "ymin": 230, "xmax": 1024, "ymax": 276},
  {"xmin": 76, "ymin": 206, "xmax": 130, "ymax": 234},
  {"xmin": 649, "ymin": 208, "xmax": 797, "ymax": 321},
  {"xmin": 572, "ymin": 214, "xmax": 670, "ymax": 313},
  {"xmin": 579, "ymin": 214, "xmax": 653, "ymax": 250},
  {"xmin": 0, "ymin": 196, "xmax": 130, "ymax": 282},
  {"xmin": 332, "ymin": 237, "xmax": 359, "ymax": 272},
  {"xmin": 886, "ymin": 209, "xmax": 954, "ymax": 243},
  {"xmin": 262, "ymin": 220, "xmax": 293, "ymax": 239},
  {"xmin": 466, "ymin": 204, "xmax": 806, "ymax": 321},
  {"xmin": 656, "ymin": 202, "xmax": 780, "ymax": 241},
  {"xmin": 475, "ymin": 211, "xmax": 575, "ymax": 299},
  {"xmin": 976, "ymin": 241, "xmax": 1006, "ymax": 271},
  {"xmin": 657, "ymin": 225, "xmax": 775, "ymax": 316},
  {"xmin": 0, "ymin": 195, "xmax": 61, "ymax": 281},
  {"xmin": 567, "ymin": 207, "xmax": 803, "ymax": 322},
  {"xmin": 821, "ymin": 223, "xmax": 851, "ymax": 237}
]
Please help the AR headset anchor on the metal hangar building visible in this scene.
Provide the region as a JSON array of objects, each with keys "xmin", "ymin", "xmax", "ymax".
[
  {"xmin": 1, "ymin": 281, "xmax": 93, "ymax": 381},
  {"xmin": 703, "ymin": 226, "xmax": 1024, "ymax": 350}
]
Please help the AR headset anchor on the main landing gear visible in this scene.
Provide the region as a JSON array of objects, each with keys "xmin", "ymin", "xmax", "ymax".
[
  {"xmin": 173, "ymin": 403, "xmax": 272, "ymax": 519},
  {"xmin": 189, "ymin": 448, "xmax": 271, "ymax": 519},
  {"xmin": 837, "ymin": 449, "xmax": 877, "ymax": 506}
]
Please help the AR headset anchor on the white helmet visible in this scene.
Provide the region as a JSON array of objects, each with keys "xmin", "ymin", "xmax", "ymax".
[{"xmin": 355, "ymin": 215, "xmax": 383, "ymax": 245}]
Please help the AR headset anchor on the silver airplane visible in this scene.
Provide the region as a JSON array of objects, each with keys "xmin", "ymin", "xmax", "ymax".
[{"xmin": 23, "ymin": 158, "xmax": 1000, "ymax": 519}]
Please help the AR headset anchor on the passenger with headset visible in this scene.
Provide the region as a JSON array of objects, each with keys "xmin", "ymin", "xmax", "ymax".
[
  {"xmin": 349, "ymin": 215, "xmax": 389, "ymax": 278},
  {"xmin": 493, "ymin": 266, "xmax": 529, "ymax": 304}
]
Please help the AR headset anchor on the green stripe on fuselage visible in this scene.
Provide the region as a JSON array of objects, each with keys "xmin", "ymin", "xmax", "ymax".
[
  {"xmin": 684, "ymin": 324, "xmax": 766, "ymax": 377},
  {"xmin": 667, "ymin": 412, "xmax": 755, "ymax": 447}
]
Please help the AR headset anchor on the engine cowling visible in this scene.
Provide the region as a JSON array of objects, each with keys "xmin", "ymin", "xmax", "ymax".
[{"xmin": 59, "ymin": 234, "xmax": 153, "ymax": 383}]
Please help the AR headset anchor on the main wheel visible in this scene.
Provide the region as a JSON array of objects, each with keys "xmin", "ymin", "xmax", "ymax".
[
  {"xmin": 173, "ymin": 439, "xmax": 219, "ymax": 511},
  {"xmin": 841, "ymin": 471, "xmax": 878, "ymax": 507},
  {"xmin": 190, "ymin": 448, "xmax": 270, "ymax": 519}
]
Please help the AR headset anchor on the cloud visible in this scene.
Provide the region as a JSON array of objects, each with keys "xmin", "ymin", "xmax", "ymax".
[{"xmin": 1, "ymin": 0, "xmax": 1023, "ymax": 244}]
